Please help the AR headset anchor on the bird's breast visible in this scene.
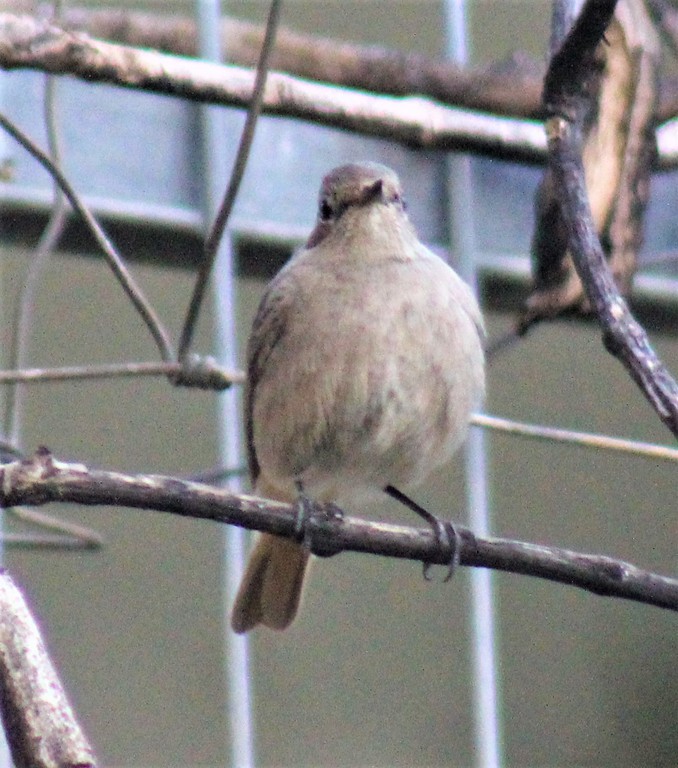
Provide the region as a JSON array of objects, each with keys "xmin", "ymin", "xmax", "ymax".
[{"xmin": 252, "ymin": 257, "xmax": 485, "ymax": 499}]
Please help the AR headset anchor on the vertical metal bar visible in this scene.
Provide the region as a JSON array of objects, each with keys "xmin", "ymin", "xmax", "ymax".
[
  {"xmin": 0, "ymin": 70, "xmax": 12, "ymax": 768},
  {"xmin": 213, "ymin": 234, "xmax": 255, "ymax": 768},
  {"xmin": 194, "ymin": 2, "xmax": 254, "ymax": 767},
  {"xmin": 0, "ymin": 69, "xmax": 8, "ymax": 568},
  {"xmin": 443, "ymin": 2, "xmax": 503, "ymax": 767}
]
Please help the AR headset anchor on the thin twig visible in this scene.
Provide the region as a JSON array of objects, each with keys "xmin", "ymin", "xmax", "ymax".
[
  {"xmin": 544, "ymin": 0, "xmax": 678, "ymax": 436},
  {"xmin": 1, "ymin": 448, "xmax": 676, "ymax": 612},
  {"xmin": 5, "ymin": 75, "xmax": 67, "ymax": 446},
  {"xmin": 0, "ymin": 358, "xmax": 672, "ymax": 465},
  {"xmin": 6, "ymin": 506, "xmax": 102, "ymax": 548},
  {"xmin": 0, "ymin": 360, "xmax": 245, "ymax": 387},
  {"xmin": 178, "ymin": 0, "xmax": 282, "ymax": 360},
  {"xmin": 472, "ymin": 413, "xmax": 678, "ymax": 464},
  {"xmin": 484, "ymin": 327, "xmax": 523, "ymax": 360},
  {"xmin": 8, "ymin": 0, "xmax": 69, "ymax": 436},
  {"xmin": 1, "ymin": 347, "xmax": 671, "ymax": 465},
  {"xmin": 2, "ymin": 45, "xmax": 105, "ymax": 552},
  {"xmin": 0, "ymin": 110, "xmax": 175, "ymax": 363},
  {"xmin": 2, "ymin": 533, "xmax": 100, "ymax": 549},
  {"xmin": 184, "ymin": 412, "xmax": 678, "ymax": 485},
  {"xmin": 7, "ymin": 0, "xmax": 68, "ymax": 440}
]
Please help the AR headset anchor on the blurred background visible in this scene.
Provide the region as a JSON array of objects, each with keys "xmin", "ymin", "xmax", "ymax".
[{"xmin": 0, "ymin": 1, "xmax": 676, "ymax": 766}]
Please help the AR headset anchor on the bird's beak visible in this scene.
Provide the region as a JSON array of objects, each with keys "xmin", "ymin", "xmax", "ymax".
[{"xmin": 359, "ymin": 179, "xmax": 384, "ymax": 206}]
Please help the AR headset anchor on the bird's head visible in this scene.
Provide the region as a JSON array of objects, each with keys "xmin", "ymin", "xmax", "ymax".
[{"xmin": 306, "ymin": 162, "xmax": 410, "ymax": 249}]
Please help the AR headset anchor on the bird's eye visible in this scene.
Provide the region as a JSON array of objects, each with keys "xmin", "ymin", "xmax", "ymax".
[
  {"xmin": 393, "ymin": 193, "xmax": 408, "ymax": 211},
  {"xmin": 319, "ymin": 199, "xmax": 334, "ymax": 221}
]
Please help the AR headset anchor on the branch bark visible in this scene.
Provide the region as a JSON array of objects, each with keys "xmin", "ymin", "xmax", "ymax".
[
  {"xmin": 522, "ymin": 0, "xmax": 659, "ymax": 326},
  {"xmin": 0, "ymin": 2, "xmax": 550, "ymax": 119},
  {"xmin": 5, "ymin": 1, "xmax": 678, "ymax": 125},
  {"xmin": 0, "ymin": 12, "xmax": 551, "ymax": 164},
  {"xmin": 1, "ymin": 448, "xmax": 676, "ymax": 613},
  {"xmin": 543, "ymin": 0, "xmax": 678, "ymax": 436},
  {"xmin": 0, "ymin": 571, "xmax": 96, "ymax": 768},
  {"xmin": 7, "ymin": 12, "xmax": 678, "ymax": 169}
]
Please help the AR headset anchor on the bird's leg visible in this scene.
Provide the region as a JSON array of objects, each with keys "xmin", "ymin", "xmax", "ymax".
[
  {"xmin": 384, "ymin": 484, "xmax": 460, "ymax": 582},
  {"xmin": 292, "ymin": 480, "xmax": 344, "ymax": 557},
  {"xmin": 293, "ymin": 479, "xmax": 313, "ymax": 542}
]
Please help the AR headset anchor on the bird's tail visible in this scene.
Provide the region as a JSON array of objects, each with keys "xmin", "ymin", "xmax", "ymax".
[{"xmin": 230, "ymin": 480, "xmax": 310, "ymax": 633}]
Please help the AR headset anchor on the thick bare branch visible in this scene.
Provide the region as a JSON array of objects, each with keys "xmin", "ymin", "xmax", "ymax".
[
  {"xmin": 523, "ymin": 0, "xmax": 659, "ymax": 327},
  {"xmin": 6, "ymin": 2, "xmax": 544, "ymax": 119},
  {"xmin": 0, "ymin": 572, "xmax": 96, "ymax": 768},
  {"xmin": 0, "ymin": 13, "xmax": 547, "ymax": 164},
  {"xmin": 5, "ymin": 4, "xmax": 678, "ymax": 128},
  {"xmin": 543, "ymin": 0, "xmax": 678, "ymax": 436},
  {"xmin": 9, "ymin": 2, "xmax": 678, "ymax": 125},
  {"xmin": 12, "ymin": 12, "xmax": 678, "ymax": 170},
  {"xmin": 1, "ymin": 448, "xmax": 676, "ymax": 612}
]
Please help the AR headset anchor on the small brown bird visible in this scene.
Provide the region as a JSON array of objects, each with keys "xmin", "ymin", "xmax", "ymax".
[{"xmin": 231, "ymin": 162, "xmax": 485, "ymax": 633}]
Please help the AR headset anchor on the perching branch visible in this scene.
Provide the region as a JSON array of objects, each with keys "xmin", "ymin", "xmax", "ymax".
[
  {"xmin": 544, "ymin": 0, "xmax": 678, "ymax": 436},
  {"xmin": 1, "ymin": 448, "xmax": 676, "ymax": 613},
  {"xmin": 0, "ymin": 571, "xmax": 97, "ymax": 768}
]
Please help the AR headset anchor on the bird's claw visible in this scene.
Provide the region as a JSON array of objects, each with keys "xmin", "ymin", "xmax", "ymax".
[{"xmin": 422, "ymin": 519, "xmax": 460, "ymax": 583}]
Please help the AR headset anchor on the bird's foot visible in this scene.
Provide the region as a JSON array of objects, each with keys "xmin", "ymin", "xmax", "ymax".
[
  {"xmin": 293, "ymin": 480, "xmax": 313, "ymax": 543},
  {"xmin": 384, "ymin": 484, "xmax": 460, "ymax": 582},
  {"xmin": 293, "ymin": 481, "xmax": 344, "ymax": 557}
]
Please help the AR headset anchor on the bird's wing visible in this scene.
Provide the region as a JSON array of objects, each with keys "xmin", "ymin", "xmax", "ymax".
[{"xmin": 245, "ymin": 272, "xmax": 297, "ymax": 485}]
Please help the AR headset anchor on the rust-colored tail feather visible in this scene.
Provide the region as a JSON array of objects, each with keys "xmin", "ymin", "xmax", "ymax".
[{"xmin": 231, "ymin": 532, "xmax": 310, "ymax": 633}]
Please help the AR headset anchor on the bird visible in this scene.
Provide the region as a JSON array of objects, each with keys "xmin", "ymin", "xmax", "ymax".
[{"xmin": 231, "ymin": 161, "xmax": 485, "ymax": 633}]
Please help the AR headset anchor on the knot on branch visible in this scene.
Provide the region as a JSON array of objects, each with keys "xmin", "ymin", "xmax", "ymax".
[
  {"xmin": 170, "ymin": 355, "xmax": 245, "ymax": 390},
  {"xmin": 0, "ymin": 442, "xmax": 25, "ymax": 465},
  {"xmin": 300, "ymin": 502, "xmax": 345, "ymax": 559},
  {"xmin": 1, "ymin": 447, "xmax": 81, "ymax": 508}
]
